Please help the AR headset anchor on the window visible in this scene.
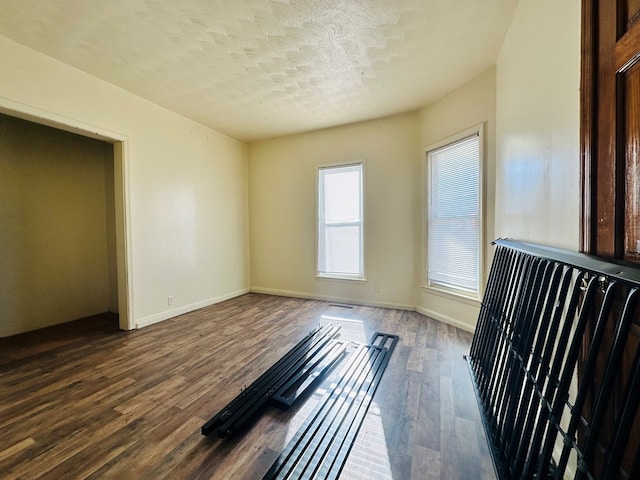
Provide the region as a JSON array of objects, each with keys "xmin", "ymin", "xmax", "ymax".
[
  {"xmin": 426, "ymin": 128, "xmax": 482, "ymax": 296},
  {"xmin": 317, "ymin": 163, "xmax": 364, "ymax": 279}
]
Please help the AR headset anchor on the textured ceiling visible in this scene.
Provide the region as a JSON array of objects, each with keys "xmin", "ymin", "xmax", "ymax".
[{"xmin": 0, "ymin": 0, "xmax": 518, "ymax": 142}]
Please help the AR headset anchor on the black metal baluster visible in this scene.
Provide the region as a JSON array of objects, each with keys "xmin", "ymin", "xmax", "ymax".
[
  {"xmin": 534, "ymin": 274, "xmax": 599, "ymax": 479},
  {"xmin": 553, "ymin": 281, "xmax": 618, "ymax": 478},
  {"xmin": 493, "ymin": 258, "xmax": 543, "ymax": 453},
  {"xmin": 506, "ymin": 262, "xmax": 564, "ymax": 473},
  {"xmin": 475, "ymin": 248, "xmax": 521, "ymax": 398},
  {"xmin": 470, "ymin": 244, "xmax": 509, "ymax": 360},
  {"xmin": 471, "ymin": 245, "xmax": 513, "ymax": 393},
  {"xmin": 601, "ymin": 338, "xmax": 640, "ymax": 478},
  {"xmin": 500, "ymin": 260, "xmax": 555, "ymax": 470},
  {"xmin": 575, "ymin": 287, "xmax": 639, "ymax": 479},
  {"xmin": 523, "ymin": 269, "xmax": 587, "ymax": 480},
  {"xmin": 485, "ymin": 254, "xmax": 533, "ymax": 434},
  {"xmin": 514, "ymin": 265, "xmax": 573, "ymax": 476}
]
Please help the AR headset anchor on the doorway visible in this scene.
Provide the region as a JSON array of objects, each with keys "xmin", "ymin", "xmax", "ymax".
[{"xmin": 0, "ymin": 101, "xmax": 132, "ymax": 333}]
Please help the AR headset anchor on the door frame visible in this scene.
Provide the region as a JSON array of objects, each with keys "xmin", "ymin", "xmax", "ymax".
[
  {"xmin": 580, "ymin": 0, "xmax": 595, "ymax": 254},
  {"xmin": 0, "ymin": 97, "xmax": 134, "ymax": 330}
]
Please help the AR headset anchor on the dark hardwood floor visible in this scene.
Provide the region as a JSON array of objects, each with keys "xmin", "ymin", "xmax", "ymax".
[{"xmin": 0, "ymin": 293, "xmax": 495, "ymax": 479}]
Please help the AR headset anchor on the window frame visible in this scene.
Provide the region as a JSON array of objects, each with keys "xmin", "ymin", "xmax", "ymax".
[
  {"xmin": 316, "ymin": 161, "xmax": 366, "ymax": 281},
  {"xmin": 422, "ymin": 124, "xmax": 484, "ymax": 301}
]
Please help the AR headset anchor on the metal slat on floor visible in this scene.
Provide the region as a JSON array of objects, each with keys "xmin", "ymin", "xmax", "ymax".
[
  {"xmin": 271, "ymin": 340, "xmax": 348, "ymax": 410},
  {"xmin": 263, "ymin": 332, "xmax": 398, "ymax": 480},
  {"xmin": 262, "ymin": 344, "xmax": 378, "ymax": 479},
  {"xmin": 216, "ymin": 325, "xmax": 341, "ymax": 437},
  {"xmin": 320, "ymin": 333, "xmax": 398, "ymax": 480},
  {"xmin": 201, "ymin": 324, "xmax": 341, "ymax": 437}
]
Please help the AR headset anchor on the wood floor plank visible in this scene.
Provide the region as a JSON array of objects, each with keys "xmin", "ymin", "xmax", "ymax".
[
  {"xmin": 0, "ymin": 293, "xmax": 495, "ymax": 479},
  {"xmin": 0, "ymin": 437, "xmax": 36, "ymax": 464},
  {"xmin": 85, "ymin": 413, "xmax": 203, "ymax": 479},
  {"xmin": 412, "ymin": 444, "xmax": 441, "ymax": 480}
]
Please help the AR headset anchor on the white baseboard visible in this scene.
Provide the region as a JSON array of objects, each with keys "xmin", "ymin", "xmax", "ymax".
[
  {"xmin": 415, "ymin": 306, "xmax": 476, "ymax": 333},
  {"xmin": 249, "ymin": 286, "xmax": 415, "ymax": 311},
  {"xmin": 135, "ymin": 288, "xmax": 250, "ymax": 329},
  {"xmin": 134, "ymin": 287, "xmax": 477, "ymax": 333}
]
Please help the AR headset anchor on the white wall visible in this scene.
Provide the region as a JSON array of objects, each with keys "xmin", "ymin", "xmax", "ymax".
[
  {"xmin": 495, "ymin": 0, "xmax": 581, "ymax": 250},
  {"xmin": 0, "ymin": 114, "xmax": 116, "ymax": 336},
  {"xmin": 249, "ymin": 112, "xmax": 419, "ymax": 309},
  {"xmin": 0, "ymin": 35, "xmax": 249, "ymax": 333},
  {"xmin": 415, "ymin": 68, "xmax": 497, "ymax": 331},
  {"xmin": 495, "ymin": 2, "xmax": 581, "ymax": 471}
]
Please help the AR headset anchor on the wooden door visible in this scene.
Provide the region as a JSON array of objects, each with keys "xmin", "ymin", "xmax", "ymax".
[
  {"xmin": 583, "ymin": 0, "xmax": 640, "ymax": 261},
  {"xmin": 581, "ymin": 0, "xmax": 640, "ymax": 476}
]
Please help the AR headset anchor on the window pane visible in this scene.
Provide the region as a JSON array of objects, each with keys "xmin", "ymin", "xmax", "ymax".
[
  {"xmin": 324, "ymin": 225, "xmax": 361, "ymax": 274},
  {"xmin": 428, "ymin": 217, "xmax": 479, "ymax": 291},
  {"xmin": 427, "ymin": 134, "xmax": 480, "ymax": 293},
  {"xmin": 323, "ymin": 166, "xmax": 361, "ymax": 223}
]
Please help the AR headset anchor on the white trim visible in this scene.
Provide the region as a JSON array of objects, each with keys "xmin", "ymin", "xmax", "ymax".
[
  {"xmin": 415, "ymin": 306, "xmax": 476, "ymax": 333},
  {"xmin": 250, "ymin": 288, "xmax": 478, "ymax": 332},
  {"xmin": 424, "ymin": 123, "xmax": 482, "ymax": 154},
  {"xmin": 0, "ymin": 96, "xmax": 135, "ymax": 331},
  {"xmin": 423, "ymin": 123, "xmax": 485, "ymax": 298},
  {"xmin": 113, "ymin": 141, "xmax": 134, "ymax": 330},
  {"xmin": 250, "ymin": 287, "xmax": 414, "ymax": 311},
  {"xmin": 135, "ymin": 289, "xmax": 250, "ymax": 329},
  {"xmin": 422, "ymin": 285, "xmax": 481, "ymax": 307},
  {"xmin": 316, "ymin": 160, "xmax": 366, "ymax": 280},
  {"xmin": 316, "ymin": 273, "xmax": 367, "ymax": 282},
  {"xmin": 0, "ymin": 96, "xmax": 127, "ymax": 141}
]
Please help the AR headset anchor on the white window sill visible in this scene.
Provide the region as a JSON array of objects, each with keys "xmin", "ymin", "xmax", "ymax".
[
  {"xmin": 422, "ymin": 284, "xmax": 481, "ymax": 306},
  {"xmin": 317, "ymin": 273, "xmax": 367, "ymax": 283}
]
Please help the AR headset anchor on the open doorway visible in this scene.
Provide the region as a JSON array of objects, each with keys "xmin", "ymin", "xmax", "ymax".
[{"xmin": 0, "ymin": 103, "xmax": 132, "ymax": 335}]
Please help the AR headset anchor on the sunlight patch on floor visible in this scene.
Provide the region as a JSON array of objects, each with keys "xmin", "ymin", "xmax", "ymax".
[
  {"xmin": 279, "ymin": 314, "xmax": 393, "ymax": 479},
  {"xmin": 339, "ymin": 401, "xmax": 394, "ymax": 479},
  {"xmin": 320, "ymin": 314, "xmax": 368, "ymax": 344}
]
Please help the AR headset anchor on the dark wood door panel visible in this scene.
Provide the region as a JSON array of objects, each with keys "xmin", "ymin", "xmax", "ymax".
[
  {"xmin": 616, "ymin": 20, "xmax": 640, "ymax": 71},
  {"xmin": 622, "ymin": 0, "xmax": 640, "ymax": 30},
  {"xmin": 586, "ymin": 0, "xmax": 640, "ymax": 262},
  {"xmin": 624, "ymin": 61, "xmax": 640, "ymax": 262}
]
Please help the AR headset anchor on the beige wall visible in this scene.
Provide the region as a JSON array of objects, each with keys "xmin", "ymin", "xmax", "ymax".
[
  {"xmin": 248, "ymin": 70, "xmax": 496, "ymax": 331},
  {"xmin": 0, "ymin": 114, "xmax": 116, "ymax": 336},
  {"xmin": 0, "ymin": 0, "xmax": 581, "ymax": 336},
  {"xmin": 415, "ymin": 68, "xmax": 497, "ymax": 331},
  {"xmin": 495, "ymin": 0, "xmax": 581, "ymax": 250},
  {"xmin": 0, "ymin": 34, "xmax": 249, "ymax": 332},
  {"xmin": 249, "ymin": 112, "xmax": 419, "ymax": 309}
]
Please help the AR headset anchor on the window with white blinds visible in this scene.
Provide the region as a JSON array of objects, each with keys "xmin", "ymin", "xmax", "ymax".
[
  {"xmin": 426, "ymin": 132, "xmax": 481, "ymax": 295},
  {"xmin": 317, "ymin": 163, "xmax": 364, "ymax": 279}
]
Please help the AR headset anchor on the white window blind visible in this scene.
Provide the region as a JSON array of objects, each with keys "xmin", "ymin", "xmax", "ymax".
[
  {"xmin": 427, "ymin": 134, "xmax": 480, "ymax": 293},
  {"xmin": 317, "ymin": 163, "xmax": 364, "ymax": 279}
]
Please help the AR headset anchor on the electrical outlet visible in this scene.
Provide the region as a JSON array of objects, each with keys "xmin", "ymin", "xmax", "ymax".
[
  {"xmin": 375, "ymin": 284, "xmax": 381, "ymax": 293},
  {"xmin": 168, "ymin": 296, "xmax": 174, "ymax": 306}
]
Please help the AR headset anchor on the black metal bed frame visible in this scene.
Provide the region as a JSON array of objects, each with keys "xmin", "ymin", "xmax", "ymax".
[
  {"xmin": 201, "ymin": 324, "xmax": 345, "ymax": 437},
  {"xmin": 466, "ymin": 239, "xmax": 640, "ymax": 479}
]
